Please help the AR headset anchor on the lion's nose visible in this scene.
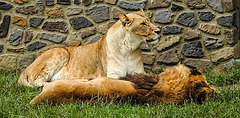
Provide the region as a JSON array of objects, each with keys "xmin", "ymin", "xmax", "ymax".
[{"xmin": 154, "ymin": 30, "xmax": 160, "ymax": 34}]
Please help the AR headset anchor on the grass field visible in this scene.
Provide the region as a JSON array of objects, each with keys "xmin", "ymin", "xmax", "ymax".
[{"xmin": 0, "ymin": 66, "xmax": 240, "ymax": 118}]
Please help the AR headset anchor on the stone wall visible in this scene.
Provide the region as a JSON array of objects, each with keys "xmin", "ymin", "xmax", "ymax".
[{"xmin": 0, "ymin": 0, "xmax": 239, "ymax": 72}]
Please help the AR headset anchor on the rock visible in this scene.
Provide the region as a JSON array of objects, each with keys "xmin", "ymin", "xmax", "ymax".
[
  {"xmin": 142, "ymin": 52, "xmax": 155, "ymax": 65},
  {"xmin": 74, "ymin": 0, "xmax": 80, "ymax": 4},
  {"xmin": 157, "ymin": 48, "xmax": 183, "ymax": 64},
  {"xmin": 46, "ymin": 7, "xmax": 64, "ymax": 18},
  {"xmin": 184, "ymin": 30, "xmax": 200, "ymax": 40},
  {"xmin": 85, "ymin": 5, "xmax": 110, "ymax": 23},
  {"xmin": 224, "ymin": 28, "xmax": 238, "ymax": 45},
  {"xmin": 0, "ymin": 54, "xmax": 17, "ymax": 70},
  {"xmin": 204, "ymin": 37, "xmax": 224, "ymax": 49},
  {"xmin": 217, "ymin": 16, "xmax": 233, "ymax": 27},
  {"xmin": 84, "ymin": 35, "xmax": 102, "ymax": 44},
  {"xmin": 234, "ymin": 42, "xmax": 240, "ymax": 58},
  {"xmin": 171, "ymin": 4, "xmax": 184, "ymax": 11},
  {"xmin": 95, "ymin": 0, "xmax": 103, "ymax": 2},
  {"xmin": 112, "ymin": 8, "xmax": 126, "ymax": 19},
  {"xmin": 0, "ymin": 2, "xmax": 13, "ymax": 10},
  {"xmin": 80, "ymin": 27, "xmax": 97, "ymax": 39},
  {"xmin": 24, "ymin": 30, "xmax": 33, "ymax": 43},
  {"xmin": 147, "ymin": 0, "xmax": 171, "ymax": 9},
  {"xmin": 65, "ymin": 32, "xmax": 81, "ymax": 46},
  {"xmin": 177, "ymin": 12, "xmax": 197, "ymax": 27},
  {"xmin": 198, "ymin": 23, "xmax": 221, "ymax": 35},
  {"xmin": 184, "ymin": 0, "xmax": 206, "ymax": 9},
  {"xmin": 163, "ymin": 26, "xmax": 183, "ymax": 35},
  {"xmin": 182, "ymin": 41, "xmax": 204, "ymax": 57},
  {"xmin": 40, "ymin": 33, "xmax": 65, "ymax": 43},
  {"xmin": 45, "ymin": 0, "xmax": 54, "ymax": 6},
  {"xmin": 37, "ymin": 0, "xmax": 44, "ymax": 14},
  {"xmin": 82, "ymin": 0, "xmax": 91, "ymax": 6},
  {"xmin": 16, "ymin": 5, "xmax": 38, "ymax": 15},
  {"xmin": 140, "ymin": 42, "xmax": 151, "ymax": 51},
  {"xmin": 210, "ymin": 47, "xmax": 234, "ymax": 63},
  {"xmin": 19, "ymin": 54, "xmax": 36, "ymax": 71},
  {"xmin": 42, "ymin": 21, "xmax": 68, "ymax": 33},
  {"xmin": 0, "ymin": 45, "xmax": 3, "ymax": 53},
  {"xmin": 27, "ymin": 41, "xmax": 47, "ymax": 51},
  {"xmin": 98, "ymin": 21, "xmax": 115, "ymax": 34},
  {"xmin": 154, "ymin": 10, "xmax": 174, "ymax": 24},
  {"xmin": 156, "ymin": 35, "xmax": 181, "ymax": 51},
  {"xmin": 14, "ymin": 0, "xmax": 28, "ymax": 4},
  {"xmin": 30, "ymin": 17, "xmax": 44, "ymax": 28},
  {"xmin": 198, "ymin": 11, "xmax": 215, "ymax": 21},
  {"xmin": 7, "ymin": 47, "xmax": 25, "ymax": 54},
  {"xmin": 152, "ymin": 66, "xmax": 163, "ymax": 74},
  {"xmin": 105, "ymin": 0, "xmax": 117, "ymax": 4},
  {"xmin": 206, "ymin": 0, "xmax": 223, "ymax": 12},
  {"xmin": 12, "ymin": 16, "xmax": 27, "ymax": 26},
  {"xmin": 69, "ymin": 17, "xmax": 93, "ymax": 30},
  {"xmin": 220, "ymin": 59, "xmax": 240, "ymax": 69},
  {"xmin": 9, "ymin": 29, "xmax": 23, "ymax": 46},
  {"xmin": 144, "ymin": 66, "xmax": 152, "ymax": 73},
  {"xmin": 118, "ymin": 0, "xmax": 146, "ymax": 10},
  {"xmin": 223, "ymin": 0, "xmax": 235, "ymax": 12},
  {"xmin": 67, "ymin": 7, "xmax": 82, "ymax": 16},
  {"xmin": 57, "ymin": 0, "xmax": 71, "ymax": 5},
  {"xmin": 0, "ymin": 15, "xmax": 11, "ymax": 38},
  {"xmin": 233, "ymin": 10, "xmax": 240, "ymax": 29},
  {"xmin": 184, "ymin": 59, "xmax": 211, "ymax": 69}
]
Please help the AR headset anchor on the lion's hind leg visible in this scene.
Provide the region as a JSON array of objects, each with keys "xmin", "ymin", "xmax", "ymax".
[{"xmin": 18, "ymin": 47, "xmax": 70, "ymax": 87}]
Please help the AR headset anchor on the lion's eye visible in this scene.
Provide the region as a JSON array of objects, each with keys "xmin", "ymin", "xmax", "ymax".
[{"xmin": 141, "ymin": 22, "xmax": 147, "ymax": 26}]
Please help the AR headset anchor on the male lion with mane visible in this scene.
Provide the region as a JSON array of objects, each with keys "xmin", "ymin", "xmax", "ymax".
[
  {"xmin": 18, "ymin": 9, "xmax": 160, "ymax": 87},
  {"xmin": 30, "ymin": 65, "xmax": 220, "ymax": 105}
]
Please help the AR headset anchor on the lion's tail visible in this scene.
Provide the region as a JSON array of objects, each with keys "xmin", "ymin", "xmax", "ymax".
[{"xmin": 18, "ymin": 71, "xmax": 33, "ymax": 87}]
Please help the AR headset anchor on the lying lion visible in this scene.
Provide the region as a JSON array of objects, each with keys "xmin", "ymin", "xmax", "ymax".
[
  {"xmin": 18, "ymin": 9, "xmax": 160, "ymax": 87},
  {"xmin": 30, "ymin": 65, "xmax": 220, "ymax": 105}
]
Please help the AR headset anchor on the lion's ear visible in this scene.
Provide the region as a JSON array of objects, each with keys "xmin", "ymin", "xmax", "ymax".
[
  {"xmin": 138, "ymin": 9, "xmax": 144, "ymax": 13},
  {"xmin": 119, "ymin": 14, "xmax": 133, "ymax": 27}
]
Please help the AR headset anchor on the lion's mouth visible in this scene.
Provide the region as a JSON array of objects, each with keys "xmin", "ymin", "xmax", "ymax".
[{"xmin": 146, "ymin": 35, "xmax": 160, "ymax": 44}]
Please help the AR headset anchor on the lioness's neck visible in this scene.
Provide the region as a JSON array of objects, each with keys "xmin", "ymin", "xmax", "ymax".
[{"xmin": 105, "ymin": 21, "xmax": 142, "ymax": 55}]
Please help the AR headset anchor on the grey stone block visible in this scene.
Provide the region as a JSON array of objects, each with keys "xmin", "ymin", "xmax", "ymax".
[
  {"xmin": 177, "ymin": 12, "xmax": 197, "ymax": 27},
  {"xmin": 40, "ymin": 33, "xmax": 65, "ymax": 43},
  {"xmin": 30, "ymin": 17, "xmax": 44, "ymax": 28},
  {"xmin": 27, "ymin": 41, "xmax": 47, "ymax": 51},
  {"xmin": 217, "ymin": 16, "xmax": 233, "ymax": 27},
  {"xmin": 198, "ymin": 11, "xmax": 215, "ymax": 21},
  {"xmin": 69, "ymin": 17, "xmax": 93, "ymax": 30},
  {"xmin": 154, "ymin": 10, "xmax": 174, "ymax": 24},
  {"xmin": 118, "ymin": 0, "xmax": 146, "ymax": 10},
  {"xmin": 163, "ymin": 26, "xmax": 183, "ymax": 35},
  {"xmin": 9, "ymin": 29, "xmax": 23, "ymax": 46},
  {"xmin": 206, "ymin": 0, "xmax": 223, "ymax": 12},
  {"xmin": 85, "ymin": 5, "xmax": 110, "ymax": 23},
  {"xmin": 204, "ymin": 37, "xmax": 224, "ymax": 49},
  {"xmin": 182, "ymin": 41, "xmax": 204, "ymax": 57}
]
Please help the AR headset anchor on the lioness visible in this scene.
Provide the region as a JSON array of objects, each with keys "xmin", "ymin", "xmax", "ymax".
[
  {"xmin": 30, "ymin": 65, "xmax": 220, "ymax": 105},
  {"xmin": 18, "ymin": 9, "xmax": 160, "ymax": 87}
]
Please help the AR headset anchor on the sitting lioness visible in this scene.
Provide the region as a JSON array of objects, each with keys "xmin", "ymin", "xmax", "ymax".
[
  {"xmin": 30, "ymin": 65, "xmax": 220, "ymax": 105},
  {"xmin": 18, "ymin": 9, "xmax": 160, "ymax": 87}
]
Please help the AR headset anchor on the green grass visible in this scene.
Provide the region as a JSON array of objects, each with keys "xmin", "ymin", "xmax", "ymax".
[{"xmin": 0, "ymin": 68, "xmax": 240, "ymax": 118}]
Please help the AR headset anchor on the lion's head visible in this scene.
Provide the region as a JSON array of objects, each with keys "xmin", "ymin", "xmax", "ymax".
[
  {"xmin": 119, "ymin": 9, "xmax": 160, "ymax": 45},
  {"xmin": 187, "ymin": 70, "xmax": 220, "ymax": 104}
]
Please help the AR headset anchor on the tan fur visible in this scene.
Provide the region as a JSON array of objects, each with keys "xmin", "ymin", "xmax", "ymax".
[
  {"xmin": 30, "ymin": 65, "xmax": 219, "ymax": 105},
  {"xmin": 18, "ymin": 10, "xmax": 160, "ymax": 87}
]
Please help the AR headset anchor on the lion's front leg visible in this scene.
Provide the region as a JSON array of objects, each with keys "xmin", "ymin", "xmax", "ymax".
[{"xmin": 18, "ymin": 48, "xmax": 70, "ymax": 87}]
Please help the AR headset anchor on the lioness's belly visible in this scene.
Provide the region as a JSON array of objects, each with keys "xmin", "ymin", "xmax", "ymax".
[{"xmin": 50, "ymin": 62, "xmax": 105, "ymax": 81}]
